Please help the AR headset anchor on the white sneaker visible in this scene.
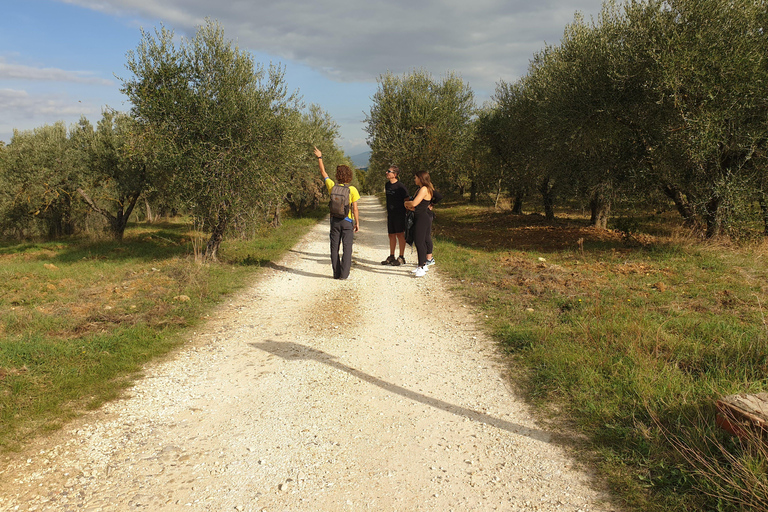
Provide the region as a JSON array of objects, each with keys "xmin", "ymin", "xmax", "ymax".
[
  {"xmin": 425, "ymin": 257, "xmax": 435, "ymax": 266},
  {"xmin": 414, "ymin": 266, "xmax": 427, "ymax": 277},
  {"xmin": 411, "ymin": 265, "xmax": 428, "ymax": 273}
]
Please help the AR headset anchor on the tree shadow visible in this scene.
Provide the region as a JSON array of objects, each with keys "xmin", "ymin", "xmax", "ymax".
[{"xmin": 250, "ymin": 339, "xmax": 553, "ymax": 443}]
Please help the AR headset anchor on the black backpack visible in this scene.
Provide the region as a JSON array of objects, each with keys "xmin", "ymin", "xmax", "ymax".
[{"xmin": 329, "ymin": 184, "xmax": 351, "ymax": 219}]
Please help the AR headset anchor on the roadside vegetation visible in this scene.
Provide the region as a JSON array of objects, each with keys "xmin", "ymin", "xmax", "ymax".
[
  {"xmin": 432, "ymin": 196, "xmax": 768, "ymax": 512},
  {"xmin": 2, "ymin": 1, "xmax": 767, "ymax": 509},
  {"xmin": 0, "ymin": 210, "xmax": 324, "ymax": 452}
]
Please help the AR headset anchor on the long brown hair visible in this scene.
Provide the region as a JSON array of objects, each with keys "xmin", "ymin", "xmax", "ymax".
[{"xmin": 414, "ymin": 171, "xmax": 434, "ymax": 196}]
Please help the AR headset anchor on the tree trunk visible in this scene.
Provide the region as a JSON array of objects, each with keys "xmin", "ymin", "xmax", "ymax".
[
  {"xmin": 205, "ymin": 211, "xmax": 228, "ymax": 261},
  {"xmin": 538, "ymin": 177, "xmax": 555, "ymax": 221},
  {"xmin": 759, "ymin": 193, "xmax": 768, "ymax": 236},
  {"xmin": 469, "ymin": 181, "xmax": 477, "ymax": 203},
  {"xmin": 111, "ymin": 191, "xmax": 142, "ymax": 242},
  {"xmin": 704, "ymin": 195, "xmax": 722, "ymax": 238},
  {"xmin": 112, "ymin": 206, "xmax": 127, "ymax": 242},
  {"xmin": 144, "ymin": 197, "xmax": 153, "ymax": 224},
  {"xmin": 271, "ymin": 203, "xmax": 281, "ymax": 228},
  {"xmin": 660, "ymin": 183, "xmax": 696, "ymax": 227},
  {"xmin": 77, "ymin": 188, "xmax": 141, "ymax": 242},
  {"xmin": 589, "ymin": 188, "xmax": 611, "ymax": 229},
  {"xmin": 511, "ymin": 190, "xmax": 524, "ymax": 215}
]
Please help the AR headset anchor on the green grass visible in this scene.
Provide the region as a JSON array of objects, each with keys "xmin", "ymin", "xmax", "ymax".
[
  {"xmin": 432, "ymin": 200, "xmax": 768, "ymax": 512},
  {"xmin": 0, "ymin": 209, "xmax": 325, "ymax": 451}
]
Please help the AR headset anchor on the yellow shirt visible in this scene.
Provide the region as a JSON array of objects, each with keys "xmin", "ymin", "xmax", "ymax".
[{"xmin": 324, "ymin": 178, "xmax": 360, "ymax": 222}]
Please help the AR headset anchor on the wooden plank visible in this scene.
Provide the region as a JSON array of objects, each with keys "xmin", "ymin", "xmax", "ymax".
[{"xmin": 716, "ymin": 393, "xmax": 768, "ymax": 439}]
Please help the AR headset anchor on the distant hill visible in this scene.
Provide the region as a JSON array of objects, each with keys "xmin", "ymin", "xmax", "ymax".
[{"xmin": 350, "ymin": 150, "xmax": 371, "ymax": 169}]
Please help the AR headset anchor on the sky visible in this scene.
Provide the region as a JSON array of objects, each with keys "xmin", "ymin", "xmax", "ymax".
[{"xmin": 0, "ymin": 0, "xmax": 605, "ymax": 156}]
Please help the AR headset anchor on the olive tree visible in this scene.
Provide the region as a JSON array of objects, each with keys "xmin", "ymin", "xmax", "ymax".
[
  {"xmin": 282, "ymin": 105, "xmax": 345, "ymax": 218},
  {"xmin": 121, "ymin": 20, "xmax": 302, "ymax": 259},
  {"xmin": 0, "ymin": 121, "xmax": 91, "ymax": 239},
  {"xmin": 653, "ymin": 0, "xmax": 768, "ymax": 237},
  {"xmin": 482, "ymin": 79, "xmax": 552, "ymax": 215},
  {"xmin": 365, "ymin": 70, "xmax": 475, "ymax": 191},
  {"xmin": 76, "ymin": 110, "xmax": 168, "ymax": 241}
]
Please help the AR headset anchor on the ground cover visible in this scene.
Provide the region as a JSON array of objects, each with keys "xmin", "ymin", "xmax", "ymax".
[
  {"xmin": 433, "ymin": 200, "xmax": 768, "ymax": 512},
  {"xmin": 0, "ymin": 210, "xmax": 324, "ymax": 451}
]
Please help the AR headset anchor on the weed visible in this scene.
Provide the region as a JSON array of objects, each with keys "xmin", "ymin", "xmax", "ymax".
[
  {"xmin": 0, "ymin": 212, "xmax": 320, "ymax": 451},
  {"xmin": 433, "ymin": 203, "xmax": 768, "ymax": 512}
]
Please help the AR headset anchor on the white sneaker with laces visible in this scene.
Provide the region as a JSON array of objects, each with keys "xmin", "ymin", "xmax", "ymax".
[
  {"xmin": 425, "ymin": 258, "xmax": 435, "ymax": 266},
  {"xmin": 411, "ymin": 265, "xmax": 429, "ymax": 273},
  {"xmin": 414, "ymin": 266, "xmax": 427, "ymax": 277}
]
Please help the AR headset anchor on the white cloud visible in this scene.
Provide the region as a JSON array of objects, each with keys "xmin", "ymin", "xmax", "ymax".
[
  {"xmin": 0, "ymin": 58, "xmax": 115, "ymax": 86},
  {"xmin": 0, "ymin": 88, "xmax": 103, "ymax": 143},
  {"xmin": 0, "ymin": 88, "xmax": 100, "ymax": 117},
  {"xmin": 60, "ymin": 0, "xmax": 604, "ymax": 91}
]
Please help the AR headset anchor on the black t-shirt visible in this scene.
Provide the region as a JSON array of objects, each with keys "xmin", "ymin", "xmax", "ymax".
[{"xmin": 385, "ymin": 180, "xmax": 409, "ymax": 215}]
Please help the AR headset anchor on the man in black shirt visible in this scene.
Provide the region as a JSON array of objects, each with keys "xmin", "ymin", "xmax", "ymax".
[{"xmin": 381, "ymin": 165, "xmax": 409, "ymax": 266}]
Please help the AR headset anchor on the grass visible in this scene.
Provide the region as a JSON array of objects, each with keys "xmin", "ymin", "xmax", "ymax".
[
  {"xmin": 0, "ymin": 208, "xmax": 325, "ymax": 452},
  {"xmin": 431, "ymin": 199, "xmax": 768, "ymax": 512}
]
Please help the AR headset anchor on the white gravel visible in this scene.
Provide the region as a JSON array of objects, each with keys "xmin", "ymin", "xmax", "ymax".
[{"xmin": 0, "ymin": 196, "xmax": 618, "ymax": 511}]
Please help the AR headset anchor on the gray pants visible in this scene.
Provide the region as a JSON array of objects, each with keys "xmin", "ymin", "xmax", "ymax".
[{"xmin": 329, "ymin": 217, "xmax": 354, "ymax": 279}]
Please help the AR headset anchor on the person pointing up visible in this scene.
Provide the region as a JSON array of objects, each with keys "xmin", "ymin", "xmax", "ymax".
[{"xmin": 314, "ymin": 147, "xmax": 360, "ymax": 280}]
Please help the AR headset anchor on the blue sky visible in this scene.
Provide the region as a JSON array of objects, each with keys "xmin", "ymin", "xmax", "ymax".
[{"xmin": 0, "ymin": 0, "xmax": 605, "ymax": 156}]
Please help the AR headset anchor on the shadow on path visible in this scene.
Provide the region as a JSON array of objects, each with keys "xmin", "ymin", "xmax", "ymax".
[
  {"xmin": 251, "ymin": 340, "xmax": 552, "ymax": 444},
  {"xmin": 264, "ymin": 261, "xmax": 331, "ymax": 279}
]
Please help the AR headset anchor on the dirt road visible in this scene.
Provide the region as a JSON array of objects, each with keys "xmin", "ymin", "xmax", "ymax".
[{"xmin": 0, "ymin": 196, "xmax": 616, "ymax": 511}]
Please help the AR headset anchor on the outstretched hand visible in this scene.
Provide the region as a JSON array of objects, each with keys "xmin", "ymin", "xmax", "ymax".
[{"xmin": 313, "ymin": 147, "xmax": 322, "ymax": 159}]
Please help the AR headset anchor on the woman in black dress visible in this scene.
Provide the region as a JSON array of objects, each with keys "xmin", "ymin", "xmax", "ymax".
[{"xmin": 404, "ymin": 171, "xmax": 434, "ymax": 278}]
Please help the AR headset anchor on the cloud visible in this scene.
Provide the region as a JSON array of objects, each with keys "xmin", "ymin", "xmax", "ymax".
[
  {"xmin": 0, "ymin": 88, "xmax": 102, "ymax": 145},
  {"xmin": 0, "ymin": 58, "xmax": 115, "ymax": 86},
  {"xmin": 61, "ymin": 0, "xmax": 604, "ymax": 91},
  {"xmin": 0, "ymin": 88, "xmax": 99, "ymax": 116}
]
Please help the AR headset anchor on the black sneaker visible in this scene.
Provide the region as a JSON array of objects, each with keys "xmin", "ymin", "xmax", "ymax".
[
  {"xmin": 396, "ymin": 255, "xmax": 406, "ymax": 265},
  {"xmin": 381, "ymin": 255, "xmax": 396, "ymax": 265}
]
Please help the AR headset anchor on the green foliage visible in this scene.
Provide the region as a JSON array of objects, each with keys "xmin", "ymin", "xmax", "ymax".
[
  {"xmin": 654, "ymin": 0, "xmax": 768, "ymax": 237},
  {"xmin": 484, "ymin": 0, "xmax": 768, "ymax": 238},
  {"xmin": 283, "ymin": 105, "xmax": 340, "ymax": 217},
  {"xmin": 121, "ymin": 20, "xmax": 307, "ymax": 259},
  {"xmin": 78, "ymin": 110, "xmax": 171, "ymax": 240},
  {"xmin": 365, "ymin": 69, "xmax": 475, "ymax": 191},
  {"xmin": 434, "ymin": 201, "xmax": 768, "ymax": 511},
  {"xmin": 0, "ymin": 122, "xmax": 92, "ymax": 239},
  {"xmin": 0, "ymin": 212, "xmax": 321, "ymax": 450}
]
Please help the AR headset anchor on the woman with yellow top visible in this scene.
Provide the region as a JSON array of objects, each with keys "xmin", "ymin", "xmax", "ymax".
[{"xmin": 314, "ymin": 147, "xmax": 360, "ymax": 280}]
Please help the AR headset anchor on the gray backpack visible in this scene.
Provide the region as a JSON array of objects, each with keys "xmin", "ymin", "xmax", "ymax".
[{"xmin": 329, "ymin": 184, "xmax": 351, "ymax": 219}]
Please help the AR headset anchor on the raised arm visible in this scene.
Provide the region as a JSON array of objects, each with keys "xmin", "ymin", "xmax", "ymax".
[{"xmin": 314, "ymin": 146, "xmax": 329, "ymax": 180}]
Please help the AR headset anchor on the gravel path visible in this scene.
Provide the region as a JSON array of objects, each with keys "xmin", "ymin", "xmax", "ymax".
[{"xmin": 0, "ymin": 196, "xmax": 617, "ymax": 511}]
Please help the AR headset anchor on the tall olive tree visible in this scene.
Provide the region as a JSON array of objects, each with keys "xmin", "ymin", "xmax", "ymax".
[
  {"xmin": 121, "ymin": 20, "xmax": 302, "ymax": 259},
  {"xmin": 482, "ymin": 79, "xmax": 552, "ymax": 216},
  {"xmin": 653, "ymin": 0, "xmax": 768, "ymax": 237},
  {"xmin": 365, "ymin": 70, "xmax": 475, "ymax": 191}
]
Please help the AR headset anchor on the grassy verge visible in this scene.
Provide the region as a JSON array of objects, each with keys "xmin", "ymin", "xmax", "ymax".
[
  {"xmin": 432, "ymin": 201, "xmax": 768, "ymax": 512},
  {"xmin": 0, "ymin": 209, "xmax": 325, "ymax": 452}
]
